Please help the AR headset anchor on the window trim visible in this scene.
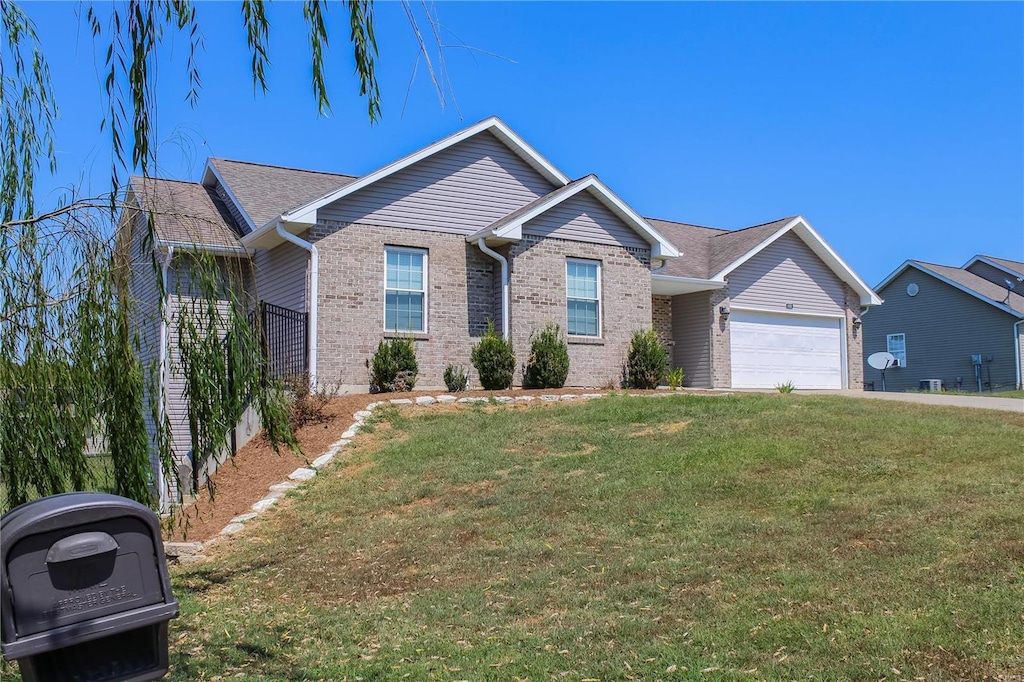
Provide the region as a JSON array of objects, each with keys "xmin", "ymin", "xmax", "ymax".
[
  {"xmin": 566, "ymin": 257, "xmax": 602, "ymax": 338},
  {"xmin": 886, "ymin": 332, "xmax": 906, "ymax": 367},
  {"xmin": 383, "ymin": 246, "xmax": 428, "ymax": 334}
]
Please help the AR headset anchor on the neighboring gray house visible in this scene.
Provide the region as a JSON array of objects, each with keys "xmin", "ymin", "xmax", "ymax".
[
  {"xmin": 121, "ymin": 116, "xmax": 880, "ymax": 503},
  {"xmin": 863, "ymin": 256, "xmax": 1024, "ymax": 393}
]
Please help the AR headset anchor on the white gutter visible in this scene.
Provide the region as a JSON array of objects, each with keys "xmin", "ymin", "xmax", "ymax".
[
  {"xmin": 476, "ymin": 238, "xmax": 510, "ymax": 340},
  {"xmin": 1015, "ymin": 319, "xmax": 1024, "ymax": 390},
  {"xmin": 155, "ymin": 239, "xmax": 249, "ymax": 258},
  {"xmin": 275, "ymin": 223, "xmax": 319, "ymax": 390},
  {"xmin": 156, "ymin": 245, "xmax": 174, "ymax": 511}
]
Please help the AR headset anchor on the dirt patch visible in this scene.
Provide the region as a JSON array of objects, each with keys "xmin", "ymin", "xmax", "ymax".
[{"xmin": 632, "ymin": 419, "xmax": 691, "ymax": 437}]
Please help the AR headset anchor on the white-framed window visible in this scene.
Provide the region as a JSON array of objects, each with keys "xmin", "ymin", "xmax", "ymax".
[
  {"xmin": 384, "ymin": 246, "xmax": 427, "ymax": 333},
  {"xmin": 566, "ymin": 258, "xmax": 601, "ymax": 337},
  {"xmin": 887, "ymin": 333, "xmax": 906, "ymax": 367}
]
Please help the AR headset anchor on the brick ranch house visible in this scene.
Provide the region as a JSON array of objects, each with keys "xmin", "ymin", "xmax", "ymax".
[{"xmin": 121, "ymin": 117, "xmax": 880, "ymax": 498}]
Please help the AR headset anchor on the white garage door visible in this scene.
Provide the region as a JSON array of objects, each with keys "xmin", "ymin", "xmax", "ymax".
[{"xmin": 730, "ymin": 311, "xmax": 844, "ymax": 389}]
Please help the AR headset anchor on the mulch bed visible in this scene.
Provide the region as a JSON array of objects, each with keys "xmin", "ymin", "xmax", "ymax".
[{"xmin": 164, "ymin": 387, "xmax": 706, "ymax": 542}]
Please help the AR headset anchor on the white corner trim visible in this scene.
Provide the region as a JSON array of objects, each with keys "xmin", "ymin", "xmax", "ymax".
[
  {"xmin": 711, "ymin": 216, "xmax": 882, "ymax": 307},
  {"xmin": 273, "ymin": 117, "xmax": 571, "ymax": 229},
  {"xmin": 877, "ymin": 260, "xmax": 1024, "ymax": 319},
  {"xmin": 203, "ymin": 160, "xmax": 257, "ymax": 233},
  {"xmin": 275, "ymin": 224, "xmax": 319, "ymax": 391}
]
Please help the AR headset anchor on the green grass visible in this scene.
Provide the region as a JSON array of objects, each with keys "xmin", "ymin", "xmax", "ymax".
[
  {"xmin": 160, "ymin": 394, "xmax": 1023, "ymax": 680},
  {"xmin": 8, "ymin": 395, "xmax": 1016, "ymax": 681}
]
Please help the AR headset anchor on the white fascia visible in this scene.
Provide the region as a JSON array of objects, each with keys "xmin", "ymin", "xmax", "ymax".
[
  {"xmin": 878, "ymin": 260, "xmax": 1024, "ymax": 319},
  {"xmin": 650, "ymin": 274, "xmax": 726, "ymax": 296},
  {"xmin": 711, "ymin": 216, "xmax": 882, "ymax": 306},
  {"xmin": 202, "ymin": 160, "xmax": 257, "ymax": 233}
]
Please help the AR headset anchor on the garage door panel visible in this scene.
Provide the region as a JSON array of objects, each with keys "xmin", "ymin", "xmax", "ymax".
[{"xmin": 730, "ymin": 312, "xmax": 843, "ymax": 389}]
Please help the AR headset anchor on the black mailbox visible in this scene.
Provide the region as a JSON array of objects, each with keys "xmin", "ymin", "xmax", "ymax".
[{"xmin": 1, "ymin": 492, "xmax": 179, "ymax": 682}]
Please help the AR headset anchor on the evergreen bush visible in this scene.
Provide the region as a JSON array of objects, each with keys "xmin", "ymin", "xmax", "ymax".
[
  {"xmin": 444, "ymin": 364, "xmax": 469, "ymax": 392},
  {"xmin": 523, "ymin": 323, "xmax": 570, "ymax": 389},
  {"xmin": 625, "ymin": 329, "xmax": 667, "ymax": 389},
  {"xmin": 471, "ymin": 321, "xmax": 515, "ymax": 390},
  {"xmin": 369, "ymin": 338, "xmax": 418, "ymax": 392}
]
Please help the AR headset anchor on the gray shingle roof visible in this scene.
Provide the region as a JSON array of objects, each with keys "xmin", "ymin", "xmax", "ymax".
[
  {"xmin": 978, "ymin": 255, "xmax": 1024, "ymax": 277},
  {"xmin": 706, "ymin": 217, "xmax": 796, "ymax": 276},
  {"xmin": 645, "ymin": 216, "xmax": 795, "ymax": 280},
  {"xmin": 210, "ymin": 158, "xmax": 357, "ymax": 228},
  {"xmin": 129, "ymin": 176, "xmax": 242, "ymax": 248},
  {"xmin": 913, "ymin": 261, "xmax": 1024, "ymax": 315}
]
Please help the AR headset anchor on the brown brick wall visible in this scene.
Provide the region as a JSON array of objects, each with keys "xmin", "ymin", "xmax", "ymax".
[
  {"xmin": 845, "ymin": 285, "xmax": 865, "ymax": 389},
  {"xmin": 507, "ymin": 236, "xmax": 651, "ymax": 388},
  {"xmin": 709, "ymin": 288, "xmax": 733, "ymax": 388}
]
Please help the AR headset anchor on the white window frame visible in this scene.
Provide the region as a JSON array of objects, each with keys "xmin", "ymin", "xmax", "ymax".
[
  {"xmin": 383, "ymin": 246, "xmax": 428, "ymax": 333},
  {"xmin": 566, "ymin": 258, "xmax": 602, "ymax": 338},
  {"xmin": 887, "ymin": 332, "xmax": 906, "ymax": 367}
]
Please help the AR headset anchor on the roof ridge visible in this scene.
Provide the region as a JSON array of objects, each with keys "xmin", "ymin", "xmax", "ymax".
[
  {"xmin": 711, "ymin": 215, "xmax": 797, "ymax": 237},
  {"xmin": 210, "ymin": 157, "xmax": 357, "ymax": 178},
  {"xmin": 130, "ymin": 175, "xmax": 201, "ymax": 186},
  {"xmin": 645, "ymin": 216, "xmax": 726, "ymax": 232}
]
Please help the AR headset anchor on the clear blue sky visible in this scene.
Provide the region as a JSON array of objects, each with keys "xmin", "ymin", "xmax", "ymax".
[{"xmin": 22, "ymin": 1, "xmax": 1024, "ymax": 286}]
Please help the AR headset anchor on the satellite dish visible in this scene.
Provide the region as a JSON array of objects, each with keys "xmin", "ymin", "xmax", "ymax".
[
  {"xmin": 1005, "ymin": 279, "xmax": 1017, "ymax": 290},
  {"xmin": 867, "ymin": 352, "xmax": 896, "ymax": 370}
]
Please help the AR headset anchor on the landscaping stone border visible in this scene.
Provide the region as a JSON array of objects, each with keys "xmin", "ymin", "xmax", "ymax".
[{"xmin": 163, "ymin": 390, "xmax": 708, "ymax": 561}]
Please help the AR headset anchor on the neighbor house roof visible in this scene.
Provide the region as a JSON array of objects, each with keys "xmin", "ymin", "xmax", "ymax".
[
  {"xmin": 469, "ymin": 175, "xmax": 680, "ymax": 258},
  {"xmin": 962, "ymin": 254, "xmax": 1024, "ymax": 279},
  {"xmin": 876, "ymin": 259, "xmax": 1024, "ymax": 318},
  {"xmin": 128, "ymin": 176, "xmax": 244, "ymax": 251},
  {"xmin": 205, "ymin": 158, "xmax": 357, "ymax": 230}
]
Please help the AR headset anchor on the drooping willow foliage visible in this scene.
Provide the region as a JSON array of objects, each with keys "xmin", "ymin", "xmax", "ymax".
[{"xmin": 0, "ymin": 0, "xmax": 407, "ymax": 515}]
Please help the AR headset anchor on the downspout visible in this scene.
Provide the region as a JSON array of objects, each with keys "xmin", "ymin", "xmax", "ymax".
[
  {"xmin": 1015, "ymin": 319, "xmax": 1023, "ymax": 390},
  {"xmin": 275, "ymin": 223, "xmax": 318, "ymax": 390},
  {"xmin": 477, "ymin": 238, "xmax": 509, "ymax": 340},
  {"xmin": 156, "ymin": 245, "xmax": 174, "ymax": 511},
  {"xmin": 650, "ymin": 257, "xmax": 669, "ymax": 275}
]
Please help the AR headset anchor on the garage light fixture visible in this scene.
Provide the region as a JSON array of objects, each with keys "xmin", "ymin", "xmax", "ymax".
[
  {"xmin": 852, "ymin": 316, "xmax": 862, "ymax": 330},
  {"xmin": 719, "ymin": 306, "xmax": 730, "ymax": 320}
]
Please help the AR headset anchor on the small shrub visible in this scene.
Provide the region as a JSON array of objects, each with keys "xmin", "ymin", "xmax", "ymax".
[
  {"xmin": 369, "ymin": 338, "xmax": 419, "ymax": 392},
  {"xmin": 285, "ymin": 374, "xmax": 331, "ymax": 431},
  {"xmin": 523, "ymin": 323, "xmax": 570, "ymax": 389},
  {"xmin": 667, "ymin": 367, "xmax": 685, "ymax": 390},
  {"xmin": 444, "ymin": 364, "xmax": 469, "ymax": 392},
  {"xmin": 471, "ymin": 320, "xmax": 515, "ymax": 390},
  {"xmin": 625, "ymin": 329, "xmax": 667, "ymax": 389},
  {"xmin": 776, "ymin": 380, "xmax": 796, "ymax": 394}
]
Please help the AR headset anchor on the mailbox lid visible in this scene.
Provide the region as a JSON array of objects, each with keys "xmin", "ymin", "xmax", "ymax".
[{"xmin": 6, "ymin": 517, "xmax": 165, "ymax": 636}]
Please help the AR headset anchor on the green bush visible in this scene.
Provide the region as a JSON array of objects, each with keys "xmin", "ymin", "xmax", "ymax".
[
  {"xmin": 369, "ymin": 338, "xmax": 418, "ymax": 392},
  {"xmin": 667, "ymin": 367, "xmax": 685, "ymax": 390},
  {"xmin": 523, "ymin": 323, "xmax": 570, "ymax": 389},
  {"xmin": 776, "ymin": 380, "xmax": 796, "ymax": 394},
  {"xmin": 471, "ymin": 321, "xmax": 515, "ymax": 390},
  {"xmin": 444, "ymin": 364, "xmax": 469, "ymax": 392},
  {"xmin": 625, "ymin": 329, "xmax": 667, "ymax": 389}
]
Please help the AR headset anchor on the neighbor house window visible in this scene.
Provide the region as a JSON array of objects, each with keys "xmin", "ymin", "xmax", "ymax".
[
  {"xmin": 385, "ymin": 247, "xmax": 426, "ymax": 333},
  {"xmin": 566, "ymin": 258, "xmax": 601, "ymax": 337},
  {"xmin": 887, "ymin": 333, "xmax": 906, "ymax": 366}
]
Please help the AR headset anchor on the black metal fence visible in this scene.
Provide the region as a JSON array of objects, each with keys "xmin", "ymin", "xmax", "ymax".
[{"xmin": 258, "ymin": 301, "xmax": 308, "ymax": 382}]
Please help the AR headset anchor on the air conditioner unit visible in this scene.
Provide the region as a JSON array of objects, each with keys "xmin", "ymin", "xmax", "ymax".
[{"xmin": 919, "ymin": 379, "xmax": 942, "ymax": 392}]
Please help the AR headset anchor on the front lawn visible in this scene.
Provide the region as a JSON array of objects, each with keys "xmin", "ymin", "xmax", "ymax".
[{"xmin": 167, "ymin": 394, "xmax": 1023, "ymax": 680}]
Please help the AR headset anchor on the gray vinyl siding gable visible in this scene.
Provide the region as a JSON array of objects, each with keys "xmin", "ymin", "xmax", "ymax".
[
  {"xmin": 522, "ymin": 191, "xmax": 649, "ymax": 249},
  {"xmin": 966, "ymin": 260, "xmax": 1022, "ymax": 289},
  {"xmin": 210, "ymin": 179, "xmax": 252, "ymax": 234},
  {"xmin": 317, "ymin": 132, "xmax": 557, "ymax": 236},
  {"xmin": 671, "ymin": 291, "xmax": 713, "ymax": 387},
  {"xmin": 728, "ymin": 232, "xmax": 845, "ymax": 315},
  {"xmin": 253, "ymin": 238, "xmax": 309, "ymax": 313},
  {"xmin": 862, "ymin": 267, "xmax": 1020, "ymax": 392}
]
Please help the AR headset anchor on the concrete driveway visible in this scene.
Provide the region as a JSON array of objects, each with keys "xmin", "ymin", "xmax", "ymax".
[{"xmin": 804, "ymin": 389, "xmax": 1024, "ymax": 413}]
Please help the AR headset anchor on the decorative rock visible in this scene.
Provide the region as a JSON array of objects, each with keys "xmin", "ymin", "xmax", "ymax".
[
  {"xmin": 415, "ymin": 395, "xmax": 436, "ymax": 406},
  {"xmin": 354, "ymin": 410, "xmax": 373, "ymax": 419},
  {"xmin": 494, "ymin": 396, "xmax": 514, "ymax": 403},
  {"xmin": 330, "ymin": 438, "xmax": 351, "ymax": 449},
  {"xmin": 229, "ymin": 512, "xmax": 258, "ymax": 524},
  {"xmin": 540, "ymin": 394, "xmax": 560, "ymax": 402},
  {"xmin": 288, "ymin": 467, "xmax": 317, "ymax": 481},
  {"xmin": 437, "ymin": 395, "xmax": 458, "ymax": 404},
  {"xmin": 365, "ymin": 401, "xmax": 382, "ymax": 411},
  {"xmin": 220, "ymin": 523, "xmax": 246, "ymax": 536},
  {"xmin": 251, "ymin": 496, "xmax": 280, "ymax": 513},
  {"xmin": 515, "ymin": 396, "xmax": 535, "ymax": 403},
  {"xmin": 341, "ymin": 428, "xmax": 358, "ymax": 439},
  {"xmin": 581, "ymin": 393, "xmax": 604, "ymax": 399},
  {"xmin": 164, "ymin": 541, "xmax": 203, "ymax": 557},
  {"xmin": 311, "ymin": 452, "xmax": 335, "ymax": 469},
  {"xmin": 268, "ymin": 477, "xmax": 296, "ymax": 489},
  {"xmin": 559, "ymin": 394, "xmax": 577, "ymax": 401},
  {"xmin": 390, "ymin": 398, "xmax": 413, "ymax": 405},
  {"xmin": 458, "ymin": 397, "xmax": 488, "ymax": 403}
]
